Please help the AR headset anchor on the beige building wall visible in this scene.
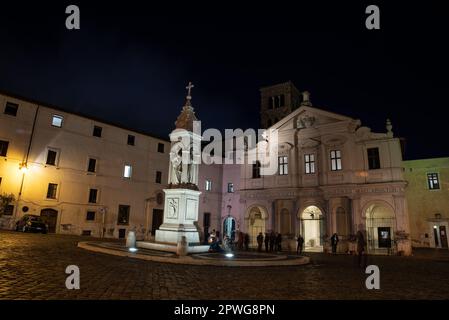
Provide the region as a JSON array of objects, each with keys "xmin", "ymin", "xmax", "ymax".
[
  {"xmin": 0, "ymin": 92, "xmax": 170, "ymax": 239},
  {"xmin": 403, "ymin": 157, "xmax": 449, "ymax": 249}
]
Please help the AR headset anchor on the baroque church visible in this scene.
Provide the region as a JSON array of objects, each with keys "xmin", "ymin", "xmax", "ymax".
[{"xmin": 218, "ymin": 81, "xmax": 411, "ymax": 255}]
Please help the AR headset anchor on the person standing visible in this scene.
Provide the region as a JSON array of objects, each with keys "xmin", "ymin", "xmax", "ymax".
[
  {"xmin": 296, "ymin": 234, "xmax": 304, "ymax": 255},
  {"xmin": 264, "ymin": 232, "xmax": 270, "ymax": 252},
  {"xmin": 269, "ymin": 231, "xmax": 275, "ymax": 252},
  {"xmin": 257, "ymin": 232, "xmax": 264, "ymax": 252},
  {"xmin": 237, "ymin": 231, "xmax": 243, "ymax": 250},
  {"xmin": 244, "ymin": 233, "xmax": 250, "ymax": 251},
  {"xmin": 276, "ymin": 233, "xmax": 282, "ymax": 252},
  {"xmin": 331, "ymin": 233, "xmax": 339, "ymax": 254},
  {"xmin": 356, "ymin": 230, "xmax": 367, "ymax": 268}
]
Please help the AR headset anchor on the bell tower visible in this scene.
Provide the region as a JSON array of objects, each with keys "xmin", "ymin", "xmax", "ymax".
[{"xmin": 260, "ymin": 81, "xmax": 302, "ymax": 128}]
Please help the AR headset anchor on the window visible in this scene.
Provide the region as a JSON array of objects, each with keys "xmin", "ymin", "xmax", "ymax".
[
  {"xmin": 278, "ymin": 94, "xmax": 285, "ymax": 107},
  {"xmin": 117, "ymin": 205, "xmax": 130, "ymax": 225},
  {"xmin": 82, "ymin": 230, "xmax": 92, "ymax": 236},
  {"xmin": 4, "ymin": 102, "xmax": 18, "ymax": 116},
  {"xmin": 87, "ymin": 158, "xmax": 97, "ymax": 173},
  {"xmin": 205, "ymin": 180, "xmax": 212, "ymax": 191},
  {"xmin": 4, "ymin": 204, "xmax": 14, "ymax": 215},
  {"xmin": 123, "ymin": 165, "xmax": 132, "ymax": 178},
  {"xmin": 203, "ymin": 212, "xmax": 211, "ymax": 227},
  {"xmin": 93, "ymin": 125, "xmax": 102, "ymax": 137},
  {"xmin": 118, "ymin": 228, "xmax": 126, "ymax": 238},
  {"xmin": 46, "ymin": 183, "xmax": 58, "ymax": 199},
  {"xmin": 269, "ymin": 96, "xmax": 275, "ymax": 109},
  {"xmin": 252, "ymin": 161, "xmax": 261, "ymax": 178},
  {"xmin": 88, "ymin": 189, "xmax": 98, "ymax": 203},
  {"xmin": 52, "ymin": 115, "xmax": 63, "ymax": 127},
  {"xmin": 127, "ymin": 135, "xmax": 135, "ymax": 146},
  {"xmin": 330, "ymin": 150, "xmax": 342, "ymax": 171},
  {"xmin": 86, "ymin": 211, "xmax": 96, "ymax": 221},
  {"xmin": 227, "ymin": 183, "xmax": 234, "ymax": 193},
  {"xmin": 367, "ymin": 147, "xmax": 381, "ymax": 170},
  {"xmin": 156, "ymin": 171, "xmax": 162, "ymax": 184},
  {"xmin": 278, "ymin": 156, "xmax": 288, "ymax": 175},
  {"xmin": 427, "ymin": 173, "xmax": 440, "ymax": 190},
  {"xmin": 158, "ymin": 143, "xmax": 165, "ymax": 153},
  {"xmin": 269, "ymin": 95, "xmax": 285, "ymax": 109},
  {"xmin": 46, "ymin": 149, "xmax": 58, "ymax": 166},
  {"xmin": 0, "ymin": 140, "xmax": 9, "ymax": 157},
  {"xmin": 305, "ymin": 154, "xmax": 316, "ymax": 174}
]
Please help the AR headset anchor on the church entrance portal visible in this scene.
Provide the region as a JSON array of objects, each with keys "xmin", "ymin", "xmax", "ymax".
[
  {"xmin": 365, "ymin": 203, "xmax": 396, "ymax": 254},
  {"xmin": 247, "ymin": 206, "xmax": 266, "ymax": 247},
  {"xmin": 300, "ymin": 206, "xmax": 324, "ymax": 252}
]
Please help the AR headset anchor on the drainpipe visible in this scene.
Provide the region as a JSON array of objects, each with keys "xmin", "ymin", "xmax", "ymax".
[
  {"xmin": 12, "ymin": 105, "xmax": 40, "ymax": 226},
  {"xmin": 144, "ymin": 198, "xmax": 151, "ymax": 240}
]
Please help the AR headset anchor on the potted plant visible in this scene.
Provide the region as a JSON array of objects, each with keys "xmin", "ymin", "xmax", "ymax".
[{"xmin": 395, "ymin": 230, "xmax": 410, "ymax": 256}]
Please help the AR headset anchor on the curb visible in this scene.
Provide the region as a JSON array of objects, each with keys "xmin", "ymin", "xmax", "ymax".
[{"xmin": 77, "ymin": 241, "xmax": 310, "ymax": 267}]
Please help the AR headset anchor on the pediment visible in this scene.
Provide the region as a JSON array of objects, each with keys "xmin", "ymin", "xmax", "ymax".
[
  {"xmin": 273, "ymin": 106, "xmax": 357, "ymax": 132},
  {"xmin": 322, "ymin": 134, "xmax": 348, "ymax": 147}
]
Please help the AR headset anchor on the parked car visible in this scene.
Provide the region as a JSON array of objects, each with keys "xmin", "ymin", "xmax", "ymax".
[{"xmin": 15, "ymin": 214, "xmax": 48, "ymax": 234}]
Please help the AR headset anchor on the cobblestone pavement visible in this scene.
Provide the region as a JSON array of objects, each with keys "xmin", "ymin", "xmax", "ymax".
[{"xmin": 1, "ymin": 231, "xmax": 449, "ymax": 300}]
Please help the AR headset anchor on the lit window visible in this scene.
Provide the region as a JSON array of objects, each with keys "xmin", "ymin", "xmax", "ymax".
[
  {"xmin": 227, "ymin": 183, "xmax": 234, "ymax": 193},
  {"xmin": 278, "ymin": 156, "xmax": 288, "ymax": 175},
  {"xmin": 330, "ymin": 150, "xmax": 342, "ymax": 171},
  {"xmin": 123, "ymin": 165, "xmax": 132, "ymax": 178},
  {"xmin": 305, "ymin": 154, "xmax": 315, "ymax": 174},
  {"xmin": 46, "ymin": 183, "xmax": 58, "ymax": 199},
  {"xmin": 52, "ymin": 115, "xmax": 63, "ymax": 128},
  {"xmin": 427, "ymin": 173, "xmax": 440, "ymax": 190},
  {"xmin": 205, "ymin": 180, "xmax": 212, "ymax": 191}
]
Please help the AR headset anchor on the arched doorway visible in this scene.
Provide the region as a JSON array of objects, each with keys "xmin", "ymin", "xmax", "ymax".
[
  {"xmin": 40, "ymin": 208, "xmax": 58, "ymax": 233},
  {"xmin": 223, "ymin": 216, "xmax": 236, "ymax": 240},
  {"xmin": 246, "ymin": 206, "xmax": 267, "ymax": 247},
  {"xmin": 300, "ymin": 205, "xmax": 324, "ymax": 252},
  {"xmin": 364, "ymin": 203, "xmax": 396, "ymax": 254}
]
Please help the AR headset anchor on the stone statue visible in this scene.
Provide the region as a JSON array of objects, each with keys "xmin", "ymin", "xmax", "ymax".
[{"xmin": 170, "ymin": 146, "xmax": 183, "ymax": 184}]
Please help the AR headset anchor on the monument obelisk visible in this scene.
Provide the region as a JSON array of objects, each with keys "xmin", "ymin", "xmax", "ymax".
[{"xmin": 155, "ymin": 82, "xmax": 202, "ymax": 244}]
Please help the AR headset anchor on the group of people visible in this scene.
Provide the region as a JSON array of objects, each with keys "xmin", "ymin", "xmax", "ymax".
[
  {"xmin": 207, "ymin": 228, "xmax": 368, "ymax": 267},
  {"xmin": 256, "ymin": 231, "xmax": 283, "ymax": 252}
]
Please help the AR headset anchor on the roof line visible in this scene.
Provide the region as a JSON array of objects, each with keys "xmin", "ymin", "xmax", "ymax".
[{"xmin": 0, "ymin": 88, "xmax": 170, "ymax": 142}]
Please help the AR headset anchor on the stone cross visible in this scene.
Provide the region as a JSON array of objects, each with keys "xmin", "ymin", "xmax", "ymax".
[{"xmin": 186, "ymin": 81, "xmax": 194, "ymax": 100}]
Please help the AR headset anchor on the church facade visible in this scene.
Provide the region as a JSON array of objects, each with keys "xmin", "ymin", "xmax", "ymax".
[{"xmin": 218, "ymin": 82, "xmax": 411, "ymax": 255}]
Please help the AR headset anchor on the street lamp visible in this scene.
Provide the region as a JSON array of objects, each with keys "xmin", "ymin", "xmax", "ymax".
[{"xmin": 19, "ymin": 162, "xmax": 28, "ymax": 173}]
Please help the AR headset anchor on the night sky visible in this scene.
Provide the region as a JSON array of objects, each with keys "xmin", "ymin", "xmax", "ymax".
[{"xmin": 0, "ymin": 1, "xmax": 448, "ymax": 160}]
